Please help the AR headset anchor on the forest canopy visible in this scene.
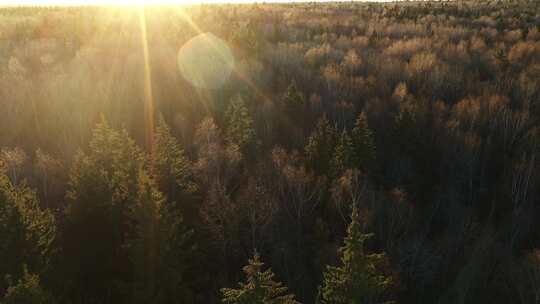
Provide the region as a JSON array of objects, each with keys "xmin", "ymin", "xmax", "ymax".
[{"xmin": 1, "ymin": 0, "xmax": 540, "ymax": 303}]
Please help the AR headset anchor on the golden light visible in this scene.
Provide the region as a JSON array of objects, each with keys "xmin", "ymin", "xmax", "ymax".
[
  {"xmin": 177, "ymin": 33, "xmax": 235, "ymax": 90},
  {"xmin": 6, "ymin": 0, "xmax": 256, "ymax": 5}
]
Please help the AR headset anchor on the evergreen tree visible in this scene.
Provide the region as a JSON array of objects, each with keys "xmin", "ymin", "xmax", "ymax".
[
  {"xmin": 225, "ymin": 96, "xmax": 256, "ymax": 154},
  {"xmin": 2, "ymin": 268, "xmax": 53, "ymax": 304},
  {"xmin": 153, "ymin": 116, "xmax": 197, "ymax": 215},
  {"xmin": 153, "ymin": 194, "xmax": 195, "ymax": 303},
  {"xmin": 151, "ymin": 117, "xmax": 198, "ymax": 303},
  {"xmin": 318, "ymin": 205, "xmax": 393, "ymax": 304},
  {"xmin": 305, "ymin": 115, "xmax": 338, "ymax": 176},
  {"xmin": 221, "ymin": 253, "xmax": 300, "ymax": 304},
  {"xmin": 351, "ymin": 112, "xmax": 376, "ymax": 170},
  {"xmin": 64, "ymin": 119, "xmax": 195, "ymax": 303},
  {"xmin": 63, "ymin": 119, "xmax": 146, "ymax": 301},
  {"xmin": 392, "ymin": 107, "xmax": 417, "ymax": 156},
  {"xmin": 283, "ymin": 81, "xmax": 305, "ymax": 115},
  {"xmin": 276, "ymin": 80, "xmax": 309, "ymax": 147},
  {"xmin": 128, "ymin": 170, "xmax": 162, "ymax": 302},
  {"xmin": 128, "ymin": 170, "xmax": 195, "ymax": 304},
  {"xmin": 0, "ymin": 162, "xmax": 56, "ymax": 293},
  {"xmin": 330, "ymin": 130, "xmax": 355, "ymax": 178}
]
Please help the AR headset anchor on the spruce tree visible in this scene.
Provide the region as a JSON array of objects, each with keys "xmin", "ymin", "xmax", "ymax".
[
  {"xmin": 318, "ymin": 205, "xmax": 393, "ymax": 304},
  {"xmin": 284, "ymin": 81, "xmax": 305, "ymax": 115},
  {"xmin": 305, "ymin": 115, "xmax": 338, "ymax": 176},
  {"xmin": 221, "ymin": 253, "xmax": 300, "ymax": 304},
  {"xmin": 2, "ymin": 268, "xmax": 53, "ymax": 304},
  {"xmin": 151, "ymin": 117, "xmax": 197, "ymax": 303},
  {"xmin": 330, "ymin": 130, "xmax": 355, "ymax": 178},
  {"xmin": 153, "ymin": 116, "xmax": 197, "ymax": 211},
  {"xmin": 225, "ymin": 96, "xmax": 256, "ymax": 154},
  {"xmin": 63, "ymin": 119, "xmax": 146, "ymax": 302},
  {"xmin": 128, "ymin": 170, "xmax": 163, "ymax": 302},
  {"xmin": 0, "ymin": 161, "xmax": 56, "ymax": 293},
  {"xmin": 64, "ymin": 119, "xmax": 195, "ymax": 303},
  {"xmin": 351, "ymin": 112, "xmax": 376, "ymax": 170}
]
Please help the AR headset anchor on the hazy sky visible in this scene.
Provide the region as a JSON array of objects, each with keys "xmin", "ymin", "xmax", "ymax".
[{"xmin": 1, "ymin": 0, "xmax": 387, "ymax": 6}]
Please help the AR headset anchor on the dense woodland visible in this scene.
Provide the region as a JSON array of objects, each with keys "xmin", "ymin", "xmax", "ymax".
[{"xmin": 1, "ymin": 0, "xmax": 540, "ymax": 303}]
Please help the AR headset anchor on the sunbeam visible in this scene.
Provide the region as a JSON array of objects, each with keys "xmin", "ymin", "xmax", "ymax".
[{"xmin": 138, "ymin": 4, "xmax": 155, "ymax": 153}]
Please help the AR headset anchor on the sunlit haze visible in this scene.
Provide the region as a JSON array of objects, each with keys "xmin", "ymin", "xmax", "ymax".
[
  {"xmin": 4, "ymin": 0, "xmax": 257, "ymax": 5},
  {"xmin": 2, "ymin": 0, "xmax": 386, "ymax": 5}
]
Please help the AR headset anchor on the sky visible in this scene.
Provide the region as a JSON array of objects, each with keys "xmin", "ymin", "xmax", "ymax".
[{"xmin": 1, "ymin": 0, "xmax": 388, "ymax": 6}]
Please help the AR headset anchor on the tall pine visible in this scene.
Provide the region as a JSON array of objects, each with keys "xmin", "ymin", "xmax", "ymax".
[
  {"xmin": 63, "ymin": 119, "xmax": 194, "ymax": 303},
  {"xmin": 351, "ymin": 112, "xmax": 376, "ymax": 171},
  {"xmin": 225, "ymin": 96, "xmax": 256, "ymax": 155},
  {"xmin": 151, "ymin": 117, "xmax": 197, "ymax": 303},
  {"xmin": 0, "ymin": 161, "xmax": 56, "ymax": 294},
  {"xmin": 330, "ymin": 130, "xmax": 355, "ymax": 178},
  {"xmin": 63, "ymin": 119, "xmax": 146, "ymax": 302},
  {"xmin": 2, "ymin": 267, "xmax": 53, "ymax": 304},
  {"xmin": 221, "ymin": 253, "xmax": 300, "ymax": 304},
  {"xmin": 152, "ymin": 116, "xmax": 197, "ymax": 221},
  {"xmin": 305, "ymin": 115, "xmax": 338, "ymax": 176},
  {"xmin": 318, "ymin": 205, "xmax": 393, "ymax": 304}
]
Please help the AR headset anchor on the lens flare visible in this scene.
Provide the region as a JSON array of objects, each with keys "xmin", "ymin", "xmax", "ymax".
[{"xmin": 177, "ymin": 33, "xmax": 234, "ymax": 89}]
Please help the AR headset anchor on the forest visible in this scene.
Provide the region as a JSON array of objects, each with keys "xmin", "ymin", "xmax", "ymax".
[{"xmin": 1, "ymin": 0, "xmax": 540, "ymax": 303}]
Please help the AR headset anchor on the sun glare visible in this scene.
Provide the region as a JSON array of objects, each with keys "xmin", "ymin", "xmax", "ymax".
[{"xmin": 2, "ymin": 0, "xmax": 262, "ymax": 5}]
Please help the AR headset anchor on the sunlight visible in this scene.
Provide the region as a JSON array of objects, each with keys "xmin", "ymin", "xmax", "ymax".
[
  {"xmin": 138, "ymin": 4, "xmax": 155, "ymax": 153},
  {"xmin": 177, "ymin": 33, "xmax": 234, "ymax": 90},
  {"xmin": 8, "ymin": 0, "xmax": 192, "ymax": 6},
  {"xmin": 3, "ymin": 0, "xmax": 263, "ymax": 5}
]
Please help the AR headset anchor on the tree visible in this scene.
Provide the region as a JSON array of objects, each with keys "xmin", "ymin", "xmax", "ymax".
[
  {"xmin": 318, "ymin": 205, "xmax": 393, "ymax": 304},
  {"xmin": 150, "ymin": 117, "xmax": 198, "ymax": 302},
  {"xmin": 0, "ymin": 162, "xmax": 56, "ymax": 293},
  {"xmin": 221, "ymin": 253, "xmax": 300, "ymax": 304},
  {"xmin": 2, "ymin": 268, "xmax": 53, "ymax": 304},
  {"xmin": 238, "ymin": 176, "xmax": 277, "ymax": 252},
  {"xmin": 351, "ymin": 112, "xmax": 376, "ymax": 171},
  {"xmin": 128, "ymin": 170, "xmax": 195, "ymax": 304},
  {"xmin": 282, "ymin": 81, "xmax": 308, "ymax": 143},
  {"xmin": 225, "ymin": 96, "xmax": 256, "ymax": 154},
  {"xmin": 153, "ymin": 116, "xmax": 196, "ymax": 196},
  {"xmin": 153, "ymin": 191, "xmax": 195, "ymax": 304},
  {"xmin": 64, "ymin": 119, "xmax": 195, "ymax": 303},
  {"xmin": 0, "ymin": 147, "xmax": 27, "ymax": 185},
  {"xmin": 330, "ymin": 130, "xmax": 355, "ymax": 178},
  {"xmin": 194, "ymin": 117, "xmax": 241, "ymax": 189},
  {"xmin": 63, "ymin": 119, "xmax": 146, "ymax": 302},
  {"xmin": 34, "ymin": 148, "xmax": 64, "ymax": 208},
  {"xmin": 283, "ymin": 80, "xmax": 305, "ymax": 116},
  {"xmin": 152, "ymin": 116, "xmax": 198, "ymax": 221},
  {"xmin": 305, "ymin": 115, "xmax": 338, "ymax": 176}
]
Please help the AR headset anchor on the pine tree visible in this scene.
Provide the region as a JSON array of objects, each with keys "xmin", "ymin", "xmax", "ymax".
[
  {"xmin": 330, "ymin": 130, "xmax": 355, "ymax": 178},
  {"xmin": 392, "ymin": 107, "xmax": 417, "ymax": 156},
  {"xmin": 284, "ymin": 81, "xmax": 305, "ymax": 114},
  {"xmin": 278, "ymin": 80, "xmax": 308, "ymax": 147},
  {"xmin": 64, "ymin": 119, "xmax": 195, "ymax": 303},
  {"xmin": 153, "ymin": 116, "xmax": 197, "ymax": 207},
  {"xmin": 351, "ymin": 112, "xmax": 376, "ymax": 170},
  {"xmin": 2, "ymin": 268, "xmax": 53, "ymax": 304},
  {"xmin": 225, "ymin": 96, "xmax": 256, "ymax": 154},
  {"xmin": 128, "ymin": 170, "xmax": 195, "ymax": 304},
  {"xmin": 128, "ymin": 170, "xmax": 163, "ymax": 302},
  {"xmin": 318, "ymin": 205, "xmax": 393, "ymax": 304},
  {"xmin": 221, "ymin": 253, "xmax": 300, "ymax": 304},
  {"xmin": 153, "ymin": 193, "xmax": 195, "ymax": 304},
  {"xmin": 305, "ymin": 115, "xmax": 338, "ymax": 176},
  {"xmin": 63, "ymin": 119, "xmax": 147, "ymax": 302},
  {"xmin": 0, "ymin": 162, "xmax": 56, "ymax": 293}
]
